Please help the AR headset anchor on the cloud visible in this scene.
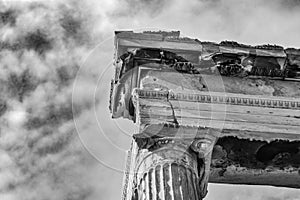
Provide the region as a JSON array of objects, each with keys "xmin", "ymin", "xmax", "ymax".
[
  {"xmin": 0, "ymin": 0, "xmax": 100, "ymax": 200},
  {"xmin": 102, "ymin": 0, "xmax": 300, "ymax": 48}
]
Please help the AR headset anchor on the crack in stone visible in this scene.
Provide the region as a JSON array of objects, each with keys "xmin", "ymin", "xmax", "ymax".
[{"xmin": 166, "ymin": 91, "xmax": 179, "ymax": 126}]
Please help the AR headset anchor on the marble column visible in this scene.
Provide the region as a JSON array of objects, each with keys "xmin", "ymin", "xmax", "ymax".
[{"xmin": 134, "ymin": 143, "xmax": 203, "ymax": 200}]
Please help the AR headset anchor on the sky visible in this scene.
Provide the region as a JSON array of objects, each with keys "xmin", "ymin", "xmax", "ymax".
[{"xmin": 0, "ymin": 0, "xmax": 300, "ymax": 200}]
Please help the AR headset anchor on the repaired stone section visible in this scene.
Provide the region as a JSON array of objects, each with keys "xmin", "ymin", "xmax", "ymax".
[
  {"xmin": 140, "ymin": 64, "xmax": 207, "ymax": 93},
  {"xmin": 140, "ymin": 71, "xmax": 300, "ymax": 98}
]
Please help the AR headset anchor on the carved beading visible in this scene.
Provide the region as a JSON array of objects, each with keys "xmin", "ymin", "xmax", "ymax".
[{"xmin": 134, "ymin": 89, "xmax": 300, "ymax": 110}]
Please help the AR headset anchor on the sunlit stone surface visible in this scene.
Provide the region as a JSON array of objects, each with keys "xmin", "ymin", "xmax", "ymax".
[{"xmin": 110, "ymin": 31, "xmax": 300, "ymax": 200}]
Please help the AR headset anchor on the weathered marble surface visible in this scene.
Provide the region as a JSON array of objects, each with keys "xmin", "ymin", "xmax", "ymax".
[
  {"xmin": 113, "ymin": 31, "xmax": 300, "ymax": 200},
  {"xmin": 132, "ymin": 84, "xmax": 300, "ymax": 189},
  {"xmin": 141, "ymin": 69, "xmax": 300, "ymax": 98},
  {"xmin": 138, "ymin": 70, "xmax": 300, "ymax": 138}
]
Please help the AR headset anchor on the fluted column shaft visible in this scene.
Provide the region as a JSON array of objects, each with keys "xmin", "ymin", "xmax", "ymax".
[{"xmin": 135, "ymin": 145, "xmax": 202, "ymax": 200}]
